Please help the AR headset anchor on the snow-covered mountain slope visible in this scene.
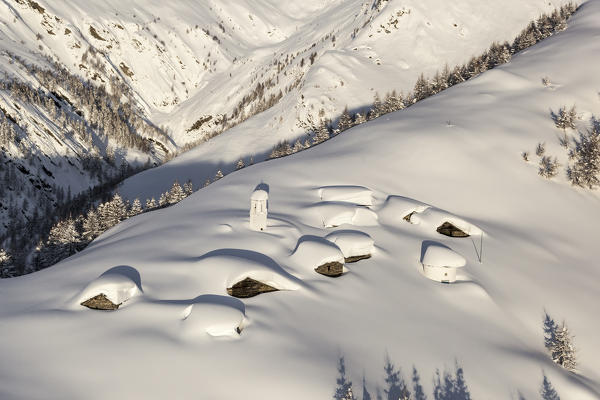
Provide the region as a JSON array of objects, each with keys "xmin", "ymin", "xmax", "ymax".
[
  {"xmin": 2, "ymin": 0, "xmax": 573, "ymax": 143},
  {"xmin": 0, "ymin": 0, "xmax": 574, "ymax": 269},
  {"xmin": 116, "ymin": 0, "xmax": 576, "ymax": 202},
  {"xmin": 1, "ymin": 1, "xmax": 599, "ymax": 399}
]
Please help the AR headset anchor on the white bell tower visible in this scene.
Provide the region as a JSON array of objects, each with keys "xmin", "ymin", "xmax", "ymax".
[{"xmin": 250, "ymin": 189, "xmax": 268, "ymax": 231}]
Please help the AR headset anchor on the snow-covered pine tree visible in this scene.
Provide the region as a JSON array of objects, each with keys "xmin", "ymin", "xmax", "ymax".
[
  {"xmin": 0, "ymin": 248, "xmax": 15, "ymax": 278},
  {"xmin": 412, "ymin": 73, "xmax": 432, "ymax": 102},
  {"xmin": 384, "ymin": 90, "xmax": 405, "ymax": 113},
  {"xmin": 292, "ymin": 139, "xmax": 304, "ymax": 153},
  {"xmin": 431, "ymin": 68, "xmax": 449, "ymax": 94},
  {"xmin": 540, "ymin": 375, "xmax": 561, "ymax": 400},
  {"xmin": 550, "ymin": 322, "xmax": 577, "ymax": 371},
  {"xmin": 354, "ymin": 113, "xmax": 367, "ymax": 125},
  {"xmin": 183, "ymin": 180, "xmax": 194, "ymax": 196},
  {"xmin": 312, "ymin": 120, "xmax": 331, "ymax": 145},
  {"xmin": 536, "ymin": 142, "xmax": 546, "ymax": 157},
  {"xmin": 214, "ymin": 170, "xmax": 224, "ymax": 181},
  {"xmin": 539, "ymin": 156, "xmax": 559, "ymax": 178},
  {"xmin": 146, "ymin": 197, "xmax": 157, "ymax": 210},
  {"xmin": 42, "ymin": 217, "xmax": 80, "ymax": 265},
  {"xmin": 104, "ymin": 193, "xmax": 127, "ymax": 228},
  {"xmin": 270, "ymin": 141, "xmax": 292, "ymax": 158},
  {"xmin": 512, "ymin": 22, "xmax": 538, "ymax": 53},
  {"xmin": 129, "ymin": 198, "xmax": 143, "ymax": 217},
  {"xmin": 338, "ymin": 107, "xmax": 353, "ymax": 132},
  {"xmin": 568, "ymin": 121, "xmax": 600, "ymax": 189},
  {"xmin": 82, "ymin": 208, "xmax": 101, "ymax": 241},
  {"xmin": 169, "ymin": 180, "xmax": 186, "ymax": 204},
  {"xmin": 553, "ymin": 106, "xmax": 577, "ymax": 130},
  {"xmin": 236, "ymin": 159, "xmax": 245, "ymax": 170},
  {"xmin": 159, "ymin": 192, "xmax": 169, "ymax": 207},
  {"xmin": 368, "ymin": 93, "xmax": 385, "ymax": 120}
]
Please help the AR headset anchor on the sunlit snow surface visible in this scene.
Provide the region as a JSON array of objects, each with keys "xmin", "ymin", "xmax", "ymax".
[{"xmin": 2, "ymin": 1, "xmax": 600, "ymax": 399}]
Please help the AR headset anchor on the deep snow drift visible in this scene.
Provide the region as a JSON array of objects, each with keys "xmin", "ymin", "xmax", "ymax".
[{"xmin": 1, "ymin": 1, "xmax": 600, "ymax": 399}]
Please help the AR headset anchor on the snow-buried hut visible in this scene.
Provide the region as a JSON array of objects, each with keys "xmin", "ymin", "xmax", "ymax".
[
  {"xmin": 420, "ymin": 243, "xmax": 466, "ymax": 283},
  {"xmin": 250, "ymin": 189, "xmax": 268, "ymax": 231}
]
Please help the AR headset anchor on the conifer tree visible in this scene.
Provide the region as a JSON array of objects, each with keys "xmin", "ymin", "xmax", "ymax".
[
  {"xmin": 568, "ymin": 121, "xmax": 600, "ymax": 189},
  {"xmin": 145, "ymin": 197, "xmax": 157, "ymax": 210},
  {"xmin": 169, "ymin": 180, "xmax": 186, "ymax": 204},
  {"xmin": 413, "ymin": 73, "xmax": 432, "ymax": 102},
  {"xmin": 550, "ymin": 322, "xmax": 577, "ymax": 371},
  {"xmin": 129, "ymin": 198, "xmax": 143, "ymax": 217},
  {"xmin": 292, "ymin": 139, "xmax": 304, "ymax": 153},
  {"xmin": 183, "ymin": 180, "xmax": 194, "ymax": 196},
  {"xmin": 82, "ymin": 208, "xmax": 101, "ymax": 241},
  {"xmin": 539, "ymin": 156, "xmax": 559, "ymax": 178},
  {"xmin": 354, "ymin": 113, "xmax": 367, "ymax": 125},
  {"xmin": 313, "ymin": 120, "xmax": 331, "ymax": 145},
  {"xmin": 338, "ymin": 107, "xmax": 353, "ymax": 132},
  {"xmin": 105, "ymin": 193, "xmax": 127, "ymax": 227},
  {"xmin": 0, "ymin": 248, "xmax": 14, "ymax": 278},
  {"xmin": 553, "ymin": 106, "xmax": 577, "ymax": 130},
  {"xmin": 368, "ymin": 93, "xmax": 385, "ymax": 120},
  {"xmin": 159, "ymin": 192, "xmax": 169, "ymax": 207}
]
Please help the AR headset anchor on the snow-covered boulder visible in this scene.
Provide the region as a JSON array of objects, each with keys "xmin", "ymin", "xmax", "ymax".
[
  {"xmin": 325, "ymin": 230, "xmax": 375, "ymax": 262},
  {"xmin": 289, "ymin": 236, "xmax": 346, "ymax": 277},
  {"xmin": 411, "ymin": 208, "xmax": 482, "ymax": 236},
  {"xmin": 195, "ymin": 250, "xmax": 300, "ymax": 297},
  {"xmin": 77, "ymin": 266, "xmax": 142, "ymax": 310},
  {"xmin": 318, "ymin": 185, "xmax": 373, "ymax": 206},
  {"xmin": 377, "ymin": 196, "xmax": 430, "ymax": 225}
]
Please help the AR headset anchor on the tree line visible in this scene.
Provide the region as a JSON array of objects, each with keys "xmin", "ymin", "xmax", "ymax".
[{"xmin": 270, "ymin": 3, "xmax": 578, "ymax": 160}]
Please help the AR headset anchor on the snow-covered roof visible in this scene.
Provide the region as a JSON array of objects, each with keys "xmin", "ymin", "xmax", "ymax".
[
  {"xmin": 251, "ymin": 189, "xmax": 269, "ymax": 201},
  {"xmin": 325, "ymin": 230, "xmax": 374, "ymax": 258},
  {"xmin": 421, "ymin": 244, "xmax": 466, "ymax": 268}
]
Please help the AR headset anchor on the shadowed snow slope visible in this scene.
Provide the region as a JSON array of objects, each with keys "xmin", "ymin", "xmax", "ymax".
[{"xmin": 1, "ymin": 1, "xmax": 600, "ymax": 399}]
